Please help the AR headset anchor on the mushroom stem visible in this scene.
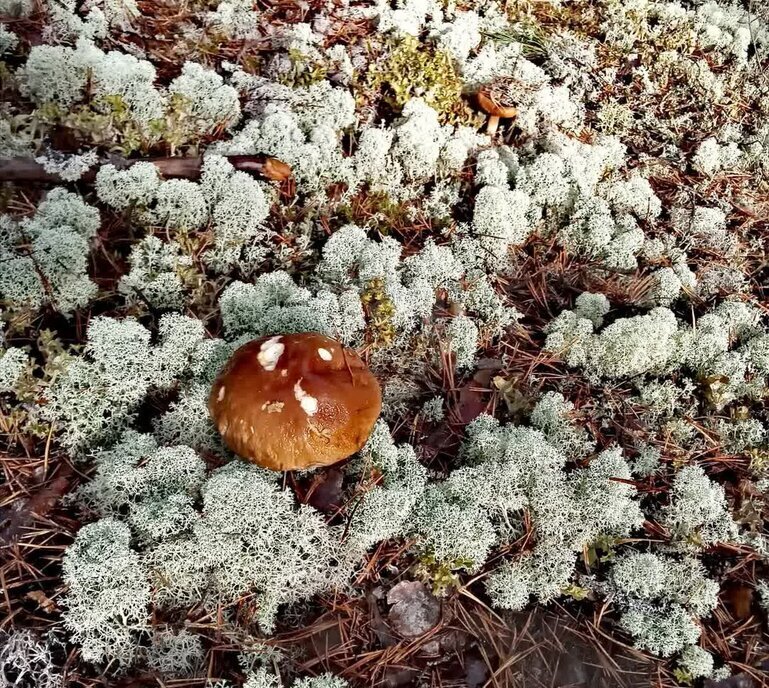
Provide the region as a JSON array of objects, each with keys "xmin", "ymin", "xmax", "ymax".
[{"xmin": 486, "ymin": 115, "xmax": 501, "ymax": 136}]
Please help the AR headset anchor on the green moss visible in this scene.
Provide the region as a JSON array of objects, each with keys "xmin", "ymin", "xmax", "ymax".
[
  {"xmin": 672, "ymin": 668, "xmax": 694, "ymax": 686},
  {"xmin": 366, "ymin": 36, "xmax": 473, "ymax": 125},
  {"xmin": 276, "ymin": 49, "xmax": 329, "ymax": 88},
  {"xmin": 35, "ymin": 93, "xmax": 207, "ymax": 156},
  {"xmin": 415, "ymin": 551, "xmax": 475, "ymax": 596},
  {"xmin": 361, "ymin": 277, "xmax": 396, "ymax": 349},
  {"xmin": 583, "ymin": 534, "xmax": 620, "ymax": 567},
  {"xmin": 562, "ymin": 583, "xmax": 591, "ymax": 601}
]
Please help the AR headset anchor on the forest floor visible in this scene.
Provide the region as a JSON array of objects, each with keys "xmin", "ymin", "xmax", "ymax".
[{"xmin": 1, "ymin": 1, "xmax": 769, "ymax": 687}]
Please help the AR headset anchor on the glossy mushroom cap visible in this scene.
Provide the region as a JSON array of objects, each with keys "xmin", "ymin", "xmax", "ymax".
[{"xmin": 208, "ymin": 333, "xmax": 382, "ymax": 471}]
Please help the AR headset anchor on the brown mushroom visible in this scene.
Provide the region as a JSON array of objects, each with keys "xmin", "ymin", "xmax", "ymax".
[
  {"xmin": 477, "ymin": 89, "xmax": 518, "ymax": 136},
  {"xmin": 208, "ymin": 333, "xmax": 382, "ymax": 471}
]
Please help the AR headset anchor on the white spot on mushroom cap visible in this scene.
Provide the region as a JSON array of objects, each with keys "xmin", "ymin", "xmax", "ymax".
[
  {"xmin": 318, "ymin": 347, "xmax": 333, "ymax": 361},
  {"xmin": 261, "ymin": 400, "xmax": 285, "ymax": 413},
  {"xmin": 217, "ymin": 386, "xmax": 226, "ymax": 402},
  {"xmin": 293, "ymin": 377, "xmax": 318, "ymax": 416},
  {"xmin": 257, "ymin": 336, "xmax": 284, "ymax": 371}
]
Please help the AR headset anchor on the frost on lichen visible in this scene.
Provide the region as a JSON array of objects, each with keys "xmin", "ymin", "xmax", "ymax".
[
  {"xmin": 19, "ymin": 40, "xmax": 242, "ymax": 151},
  {"xmin": 95, "ymin": 163, "xmax": 161, "ymax": 210},
  {"xmin": 202, "ymin": 157, "xmax": 272, "ymax": 271},
  {"xmin": 677, "ymin": 645, "xmax": 715, "ymax": 681},
  {"xmin": 153, "ymin": 382, "xmax": 222, "ymax": 453},
  {"xmin": 144, "ymin": 460, "xmax": 344, "ymax": 633},
  {"xmin": 168, "ymin": 61, "xmax": 241, "ymax": 131},
  {"xmin": 151, "ymin": 179, "xmax": 209, "ymax": 230},
  {"xmin": 0, "ymin": 628, "xmax": 64, "ymax": 688},
  {"xmin": 293, "ymin": 673, "xmax": 349, "ymax": 688},
  {"xmin": 545, "ymin": 305, "xmax": 684, "ymax": 379},
  {"xmin": 145, "ymin": 627, "xmax": 204, "ymax": 677},
  {"xmin": 0, "ymin": 347, "xmax": 29, "ymax": 393},
  {"xmin": 445, "ymin": 315, "xmax": 479, "ymax": 369},
  {"xmin": 219, "ymin": 271, "xmax": 365, "ymax": 345},
  {"xmin": 215, "ymin": 82, "xmax": 355, "ymax": 197},
  {"xmin": 62, "ymin": 416, "xmax": 434, "ymax": 662},
  {"xmin": 344, "ymin": 420, "xmax": 428, "ymax": 552},
  {"xmin": 76, "ymin": 431, "xmax": 206, "ymax": 544},
  {"xmin": 95, "ymin": 155, "xmax": 273, "ymax": 271},
  {"xmin": 0, "ymin": 24, "xmax": 19, "ymax": 55},
  {"xmin": 529, "ymin": 391, "xmax": 595, "ymax": 458},
  {"xmin": 545, "ymin": 297, "xmax": 769, "ymax": 396},
  {"xmin": 206, "ymin": 0, "xmax": 261, "ymax": 39},
  {"xmin": 36, "ymin": 150, "xmax": 99, "ymax": 182},
  {"xmin": 469, "ymin": 185, "xmax": 530, "ymax": 266}
]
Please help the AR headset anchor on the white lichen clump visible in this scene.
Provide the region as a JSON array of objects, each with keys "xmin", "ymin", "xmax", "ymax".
[
  {"xmin": 43, "ymin": 314, "xmax": 205, "ymax": 453},
  {"xmin": 62, "ymin": 518, "xmax": 150, "ymax": 667},
  {"xmin": 610, "ymin": 551, "xmax": 719, "ymax": 658},
  {"xmin": 0, "ymin": 189, "xmax": 99, "ymax": 314}
]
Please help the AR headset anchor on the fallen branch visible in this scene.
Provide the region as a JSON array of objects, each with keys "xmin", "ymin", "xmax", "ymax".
[{"xmin": 0, "ymin": 154, "xmax": 292, "ymax": 184}]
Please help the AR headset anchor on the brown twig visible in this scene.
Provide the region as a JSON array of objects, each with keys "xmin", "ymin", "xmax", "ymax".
[{"xmin": 0, "ymin": 155, "xmax": 292, "ymax": 185}]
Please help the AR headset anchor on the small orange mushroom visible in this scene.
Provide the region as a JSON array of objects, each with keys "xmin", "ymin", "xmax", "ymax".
[
  {"xmin": 477, "ymin": 89, "xmax": 518, "ymax": 136},
  {"xmin": 208, "ymin": 333, "xmax": 382, "ymax": 471}
]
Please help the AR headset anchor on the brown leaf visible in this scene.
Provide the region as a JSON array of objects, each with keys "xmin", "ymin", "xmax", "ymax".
[
  {"xmin": 455, "ymin": 382, "xmax": 487, "ymax": 425},
  {"xmin": 420, "ymin": 424, "xmax": 454, "ymax": 463},
  {"xmin": 27, "ymin": 474, "xmax": 71, "ymax": 519},
  {"xmin": 492, "ymin": 375, "xmax": 533, "ymax": 419},
  {"xmin": 262, "ymin": 157, "xmax": 293, "ymax": 182},
  {"xmin": 1, "ymin": 468, "xmax": 73, "ymax": 546},
  {"xmin": 367, "ymin": 588, "xmax": 397, "ymax": 647},
  {"xmin": 723, "ymin": 583, "xmax": 754, "ymax": 620},
  {"xmin": 25, "ymin": 590, "xmax": 57, "ymax": 614}
]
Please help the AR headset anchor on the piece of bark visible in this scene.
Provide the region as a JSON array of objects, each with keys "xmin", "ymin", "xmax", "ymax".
[{"xmin": 0, "ymin": 155, "xmax": 292, "ymax": 184}]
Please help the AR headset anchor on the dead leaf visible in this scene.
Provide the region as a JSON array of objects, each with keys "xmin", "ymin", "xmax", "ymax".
[
  {"xmin": 386, "ymin": 581, "xmax": 441, "ymax": 638},
  {"xmin": 304, "ymin": 468, "xmax": 344, "ymax": 513},
  {"xmin": 1, "ymin": 469, "xmax": 73, "ymax": 546},
  {"xmin": 492, "ymin": 375, "xmax": 534, "ymax": 419},
  {"xmin": 723, "ymin": 583, "xmax": 753, "ymax": 620},
  {"xmin": 367, "ymin": 588, "xmax": 397, "ymax": 647},
  {"xmin": 262, "ymin": 157, "xmax": 293, "ymax": 182},
  {"xmin": 26, "ymin": 590, "xmax": 57, "ymax": 614},
  {"xmin": 455, "ymin": 381, "xmax": 487, "ymax": 425}
]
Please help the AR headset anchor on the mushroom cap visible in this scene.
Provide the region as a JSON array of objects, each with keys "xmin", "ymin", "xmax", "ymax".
[
  {"xmin": 476, "ymin": 90, "xmax": 518, "ymax": 118},
  {"xmin": 208, "ymin": 333, "xmax": 382, "ymax": 471}
]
